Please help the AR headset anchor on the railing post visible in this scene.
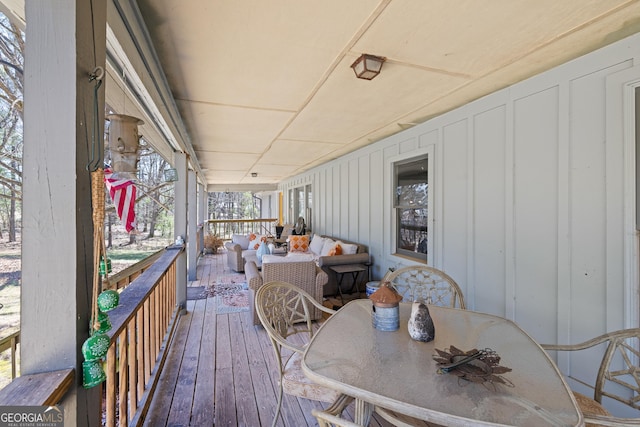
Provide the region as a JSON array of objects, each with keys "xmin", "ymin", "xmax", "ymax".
[
  {"xmin": 198, "ymin": 182, "xmax": 206, "ymax": 254},
  {"xmin": 187, "ymin": 170, "xmax": 198, "ymax": 280}
]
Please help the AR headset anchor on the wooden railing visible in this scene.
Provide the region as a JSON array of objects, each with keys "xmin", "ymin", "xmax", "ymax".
[
  {"xmin": 0, "ymin": 250, "xmax": 166, "ymax": 390},
  {"xmin": 103, "ymin": 249, "xmax": 165, "ymax": 291},
  {"xmin": 0, "ymin": 330, "xmax": 19, "ymax": 381},
  {"xmin": 206, "ymin": 218, "xmax": 278, "ymax": 240},
  {"xmin": 103, "ymin": 246, "xmax": 182, "ymax": 426},
  {"xmin": 0, "ymin": 368, "xmax": 74, "ymax": 406}
]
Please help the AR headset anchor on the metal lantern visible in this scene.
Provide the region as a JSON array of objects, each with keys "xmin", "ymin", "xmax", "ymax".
[
  {"xmin": 106, "ymin": 114, "xmax": 144, "ymax": 179},
  {"xmin": 350, "ymin": 54, "xmax": 385, "ymax": 80},
  {"xmin": 370, "ymin": 281, "xmax": 403, "ymax": 331}
]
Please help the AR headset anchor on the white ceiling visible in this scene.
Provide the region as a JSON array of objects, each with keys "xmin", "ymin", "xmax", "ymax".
[{"xmin": 6, "ymin": 0, "xmax": 640, "ymax": 189}]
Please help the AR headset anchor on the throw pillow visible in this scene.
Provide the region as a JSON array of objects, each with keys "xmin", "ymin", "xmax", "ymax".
[
  {"xmin": 232, "ymin": 234, "xmax": 250, "ymax": 250},
  {"xmin": 309, "ymin": 235, "xmax": 325, "ymax": 255},
  {"xmin": 320, "ymin": 238, "xmax": 336, "ymax": 256},
  {"xmin": 289, "ymin": 235, "xmax": 310, "ymax": 252},
  {"xmin": 328, "ymin": 244, "xmax": 343, "ymax": 256},
  {"xmin": 256, "ymin": 241, "xmax": 269, "ymax": 261},
  {"xmin": 337, "ymin": 241, "xmax": 358, "ymax": 255},
  {"xmin": 249, "ymin": 234, "xmax": 266, "ymax": 250}
]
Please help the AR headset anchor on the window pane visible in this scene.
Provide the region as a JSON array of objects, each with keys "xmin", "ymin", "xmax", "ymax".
[
  {"xmin": 397, "ymin": 208, "xmax": 428, "ymax": 254},
  {"xmin": 395, "ymin": 159, "xmax": 427, "ymax": 207},
  {"xmin": 295, "ymin": 187, "xmax": 305, "ymax": 219},
  {"xmin": 394, "ymin": 155, "xmax": 428, "ymax": 261}
]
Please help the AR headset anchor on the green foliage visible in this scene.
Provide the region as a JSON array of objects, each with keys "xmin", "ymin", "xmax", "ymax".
[
  {"xmin": 154, "ymin": 210, "xmax": 174, "ymax": 236},
  {"xmin": 0, "ymin": 14, "xmax": 24, "ymax": 242},
  {"xmin": 107, "ymin": 248, "xmax": 159, "ymax": 262}
]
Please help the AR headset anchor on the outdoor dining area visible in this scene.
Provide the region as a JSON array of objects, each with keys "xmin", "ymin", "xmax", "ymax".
[{"xmin": 144, "ymin": 250, "xmax": 640, "ymax": 427}]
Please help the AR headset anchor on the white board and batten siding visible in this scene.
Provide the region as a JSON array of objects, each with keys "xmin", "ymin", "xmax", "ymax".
[{"xmin": 279, "ymin": 32, "xmax": 640, "ymax": 412}]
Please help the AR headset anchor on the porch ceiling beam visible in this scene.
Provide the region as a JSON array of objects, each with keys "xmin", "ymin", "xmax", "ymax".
[{"xmin": 207, "ymin": 184, "xmax": 279, "ymax": 193}]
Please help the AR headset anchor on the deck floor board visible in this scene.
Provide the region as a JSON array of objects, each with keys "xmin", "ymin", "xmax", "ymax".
[{"xmin": 145, "ymin": 251, "xmax": 394, "ymax": 426}]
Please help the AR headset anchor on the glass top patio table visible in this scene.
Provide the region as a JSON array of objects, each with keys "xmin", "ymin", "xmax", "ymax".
[{"xmin": 302, "ymin": 299, "xmax": 583, "ymax": 427}]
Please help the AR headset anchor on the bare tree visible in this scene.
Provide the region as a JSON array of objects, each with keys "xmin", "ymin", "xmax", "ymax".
[
  {"xmin": 103, "ymin": 139, "xmax": 175, "ymax": 245},
  {"xmin": 0, "ymin": 15, "xmax": 23, "ymax": 242}
]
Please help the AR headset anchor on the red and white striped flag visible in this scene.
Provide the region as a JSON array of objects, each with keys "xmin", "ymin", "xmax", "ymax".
[{"xmin": 104, "ymin": 168, "xmax": 137, "ymax": 233}]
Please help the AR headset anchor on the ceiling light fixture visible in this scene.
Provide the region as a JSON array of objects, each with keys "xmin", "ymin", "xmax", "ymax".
[{"xmin": 350, "ymin": 54, "xmax": 385, "ymax": 80}]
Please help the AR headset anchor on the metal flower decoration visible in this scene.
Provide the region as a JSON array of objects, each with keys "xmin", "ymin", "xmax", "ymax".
[{"xmin": 433, "ymin": 345, "xmax": 513, "ymax": 389}]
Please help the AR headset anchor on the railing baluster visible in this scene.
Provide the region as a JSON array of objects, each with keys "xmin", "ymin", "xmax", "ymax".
[
  {"xmin": 127, "ymin": 320, "xmax": 137, "ymax": 420},
  {"xmin": 143, "ymin": 299, "xmax": 151, "ymax": 384},
  {"xmin": 118, "ymin": 330, "xmax": 127, "ymax": 427},
  {"xmin": 106, "ymin": 344, "xmax": 117, "ymax": 426},
  {"xmin": 149, "ymin": 292, "xmax": 156, "ymax": 367},
  {"xmin": 136, "ymin": 309, "xmax": 144, "ymax": 400},
  {"xmin": 10, "ymin": 335, "xmax": 17, "ymax": 379}
]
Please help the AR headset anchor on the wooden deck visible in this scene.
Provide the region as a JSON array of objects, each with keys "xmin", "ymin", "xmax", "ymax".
[{"xmin": 143, "ymin": 251, "xmax": 394, "ymax": 427}]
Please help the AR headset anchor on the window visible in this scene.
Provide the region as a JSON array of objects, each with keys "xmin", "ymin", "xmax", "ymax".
[
  {"xmin": 394, "ymin": 155, "xmax": 428, "ymax": 262},
  {"xmin": 288, "ymin": 185, "xmax": 313, "ymax": 231},
  {"xmin": 305, "ymin": 184, "xmax": 312, "ymax": 231},
  {"xmin": 295, "ymin": 187, "xmax": 305, "ymax": 220},
  {"xmin": 288, "ymin": 189, "xmax": 294, "ymax": 221}
]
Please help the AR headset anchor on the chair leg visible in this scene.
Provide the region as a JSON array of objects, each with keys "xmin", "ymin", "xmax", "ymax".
[
  {"xmin": 271, "ymin": 379, "xmax": 284, "ymax": 427},
  {"xmin": 325, "ymin": 393, "xmax": 354, "ymax": 416}
]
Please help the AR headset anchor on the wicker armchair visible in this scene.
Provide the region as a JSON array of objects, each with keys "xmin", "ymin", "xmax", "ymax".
[
  {"xmin": 245, "ymin": 259, "xmax": 328, "ymax": 325},
  {"xmin": 542, "ymin": 329, "xmax": 640, "ymax": 426},
  {"xmin": 224, "ymin": 241, "xmax": 246, "ymax": 272}
]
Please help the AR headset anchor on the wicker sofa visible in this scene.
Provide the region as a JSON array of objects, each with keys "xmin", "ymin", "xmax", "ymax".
[{"xmin": 245, "ymin": 257, "xmax": 328, "ymax": 325}]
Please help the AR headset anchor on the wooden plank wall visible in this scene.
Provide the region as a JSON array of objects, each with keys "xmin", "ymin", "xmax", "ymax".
[{"xmin": 277, "ymin": 31, "xmax": 640, "ymax": 414}]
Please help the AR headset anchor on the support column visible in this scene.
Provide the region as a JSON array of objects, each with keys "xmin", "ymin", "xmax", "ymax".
[
  {"xmin": 187, "ymin": 170, "xmax": 197, "ymax": 280},
  {"xmin": 174, "ymin": 152, "xmax": 188, "ymax": 310},
  {"xmin": 198, "ymin": 181, "xmax": 206, "ymax": 253},
  {"xmin": 22, "ymin": 0, "xmax": 106, "ymax": 425}
]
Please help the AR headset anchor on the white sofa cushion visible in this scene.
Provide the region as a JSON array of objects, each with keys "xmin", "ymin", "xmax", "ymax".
[
  {"xmin": 262, "ymin": 253, "xmax": 315, "ymax": 264},
  {"xmin": 320, "ymin": 238, "xmax": 336, "ymax": 256},
  {"xmin": 309, "ymin": 235, "xmax": 325, "ymax": 255},
  {"xmin": 232, "ymin": 234, "xmax": 250, "ymax": 250},
  {"xmin": 337, "ymin": 240, "xmax": 358, "ymax": 255}
]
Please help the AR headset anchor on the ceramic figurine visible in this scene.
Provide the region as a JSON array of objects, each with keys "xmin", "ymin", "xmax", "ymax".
[{"xmin": 408, "ymin": 301, "xmax": 435, "ymax": 342}]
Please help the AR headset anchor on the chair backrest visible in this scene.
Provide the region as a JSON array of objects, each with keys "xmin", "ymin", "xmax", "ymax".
[
  {"xmin": 543, "ymin": 328, "xmax": 640, "ymax": 411},
  {"xmin": 255, "ymin": 281, "xmax": 336, "ymax": 355},
  {"xmin": 262, "ymin": 260, "xmax": 317, "ymax": 286},
  {"xmin": 383, "ymin": 265, "xmax": 466, "ymax": 309}
]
